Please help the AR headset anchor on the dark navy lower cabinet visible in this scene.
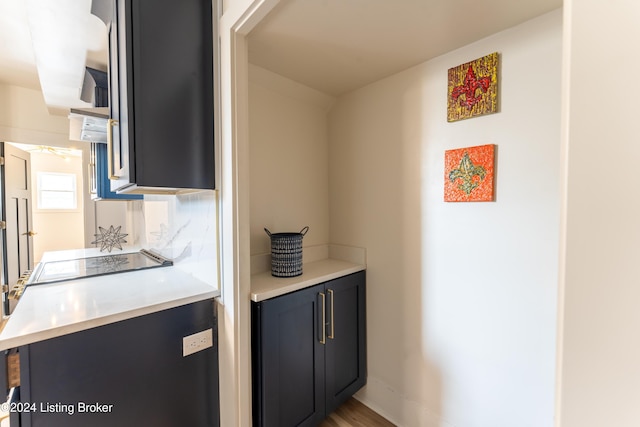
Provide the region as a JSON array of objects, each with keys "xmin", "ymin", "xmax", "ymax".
[
  {"xmin": 13, "ymin": 300, "xmax": 219, "ymax": 427},
  {"xmin": 252, "ymin": 271, "xmax": 366, "ymax": 427},
  {"xmin": 324, "ymin": 272, "xmax": 368, "ymax": 415}
]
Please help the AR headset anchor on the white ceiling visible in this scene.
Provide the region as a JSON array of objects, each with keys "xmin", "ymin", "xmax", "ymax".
[
  {"xmin": 0, "ymin": 0, "xmax": 40, "ymax": 90},
  {"xmin": 248, "ymin": 0, "xmax": 562, "ymax": 96},
  {"xmin": 0, "ymin": 0, "xmax": 108, "ymax": 114},
  {"xmin": 0, "ymin": 0, "xmax": 562, "ymax": 110}
]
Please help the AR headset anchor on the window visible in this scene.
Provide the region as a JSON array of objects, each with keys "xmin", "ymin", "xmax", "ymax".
[{"xmin": 37, "ymin": 172, "xmax": 77, "ymax": 210}]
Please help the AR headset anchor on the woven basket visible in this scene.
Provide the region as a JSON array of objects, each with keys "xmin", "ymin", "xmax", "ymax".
[{"xmin": 264, "ymin": 226, "xmax": 309, "ymax": 277}]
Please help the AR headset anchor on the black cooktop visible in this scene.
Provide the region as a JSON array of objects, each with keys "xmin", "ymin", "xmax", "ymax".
[{"xmin": 30, "ymin": 249, "xmax": 173, "ymax": 285}]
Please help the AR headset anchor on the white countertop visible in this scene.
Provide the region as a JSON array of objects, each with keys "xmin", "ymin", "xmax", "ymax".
[
  {"xmin": 0, "ymin": 250, "xmax": 219, "ymax": 351},
  {"xmin": 37, "ymin": 246, "xmax": 131, "ymax": 263},
  {"xmin": 251, "ymin": 258, "xmax": 365, "ymax": 302}
]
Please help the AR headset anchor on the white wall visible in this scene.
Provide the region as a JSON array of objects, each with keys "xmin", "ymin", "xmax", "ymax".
[
  {"xmin": 0, "ymin": 83, "xmax": 217, "ymax": 284},
  {"xmin": 0, "ymin": 84, "xmax": 133, "ymax": 257},
  {"xmin": 0, "ymin": 84, "xmax": 69, "ymax": 147},
  {"xmin": 29, "ymin": 150, "xmax": 85, "ymax": 262},
  {"xmin": 557, "ymin": 1, "xmax": 640, "ymax": 426},
  {"xmin": 92, "ymin": 200, "xmax": 133, "ymax": 248},
  {"xmin": 328, "ymin": 10, "xmax": 562, "ymax": 427},
  {"xmin": 248, "ymin": 64, "xmax": 334, "ymax": 256},
  {"xmin": 0, "ymin": 84, "xmax": 97, "ymax": 260}
]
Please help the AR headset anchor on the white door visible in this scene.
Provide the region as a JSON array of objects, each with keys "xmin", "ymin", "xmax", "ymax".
[{"xmin": 1, "ymin": 142, "xmax": 35, "ymax": 314}]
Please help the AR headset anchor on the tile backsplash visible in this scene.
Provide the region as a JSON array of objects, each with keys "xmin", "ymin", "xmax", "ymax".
[{"xmin": 131, "ymin": 190, "xmax": 218, "ymax": 287}]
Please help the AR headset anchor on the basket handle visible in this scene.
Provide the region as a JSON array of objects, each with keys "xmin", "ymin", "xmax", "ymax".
[{"xmin": 265, "ymin": 227, "xmax": 308, "ymax": 236}]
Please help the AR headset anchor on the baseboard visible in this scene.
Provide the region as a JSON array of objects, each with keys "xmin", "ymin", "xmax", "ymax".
[{"xmin": 354, "ymin": 377, "xmax": 451, "ymax": 427}]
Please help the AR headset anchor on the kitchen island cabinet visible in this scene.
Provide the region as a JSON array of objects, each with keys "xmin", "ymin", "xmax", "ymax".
[
  {"xmin": 0, "ymin": 250, "xmax": 219, "ymax": 351},
  {"xmin": 252, "ymin": 271, "xmax": 366, "ymax": 427},
  {"xmin": 8, "ymin": 299, "xmax": 219, "ymax": 427}
]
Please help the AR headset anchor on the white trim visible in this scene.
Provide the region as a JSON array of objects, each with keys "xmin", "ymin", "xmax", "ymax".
[
  {"xmin": 217, "ymin": 1, "xmax": 282, "ymax": 426},
  {"xmin": 554, "ymin": 2, "xmax": 571, "ymax": 426}
]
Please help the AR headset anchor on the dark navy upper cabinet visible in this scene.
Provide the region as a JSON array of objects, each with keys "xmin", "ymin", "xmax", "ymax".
[
  {"xmin": 252, "ymin": 271, "xmax": 367, "ymax": 427},
  {"xmin": 94, "ymin": 143, "xmax": 142, "ymax": 200},
  {"xmin": 108, "ymin": 0, "xmax": 215, "ymax": 195}
]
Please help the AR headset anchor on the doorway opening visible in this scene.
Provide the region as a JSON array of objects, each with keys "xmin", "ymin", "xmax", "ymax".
[{"xmin": 7, "ymin": 142, "xmax": 85, "ymax": 264}]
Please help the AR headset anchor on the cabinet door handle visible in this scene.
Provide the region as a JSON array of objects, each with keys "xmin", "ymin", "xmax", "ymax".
[
  {"xmin": 107, "ymin": 118, "xmax": 120, "ymax": 180},
  {"xmin": 327, "ymin": 289, "xmax": 335, "ymax": 340},
  {"xmin": 319, "ymin": 292, "xmax": 326, "ymax": 345}
]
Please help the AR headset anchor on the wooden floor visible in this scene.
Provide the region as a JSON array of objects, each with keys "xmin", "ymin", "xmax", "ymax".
[{"xmin": 319, "ymin": 398, "xmax": 395, "ymax": 427}]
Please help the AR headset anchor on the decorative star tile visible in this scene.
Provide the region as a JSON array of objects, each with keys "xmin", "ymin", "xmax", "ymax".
[{"xmin": 91, "ymin": 225, "xmax": 128, "ymax": 252}]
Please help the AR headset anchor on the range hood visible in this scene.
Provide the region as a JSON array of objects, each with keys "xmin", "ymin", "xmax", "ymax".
[
  {"xmin": 68, "ymin": 67, "xmax": 109, "ymax": 143},
  {"xmin": 69, "ymin": 107, "xmax": 108, "ymax": 143}
]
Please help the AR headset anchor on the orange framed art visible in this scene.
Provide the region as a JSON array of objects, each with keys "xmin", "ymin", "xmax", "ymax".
[{"xmin": 444, "ymin": 144, "xmax": 495, "ymax": 202}]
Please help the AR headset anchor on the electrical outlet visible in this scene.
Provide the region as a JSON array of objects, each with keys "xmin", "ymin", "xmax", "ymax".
[{"xmin": 182, "ymin": 328, "xmax": 213, "ymax": 357}]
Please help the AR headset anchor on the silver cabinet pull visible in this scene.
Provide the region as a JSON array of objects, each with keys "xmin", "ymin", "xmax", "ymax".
[
  {"xmin": 107, "ymin": 118, "xmax": 120, "ymax": 180},
  {"xmin": 327, "ymin": 289, "xmax": 335, "ymax": 340},
  {"xmin": 319, "ymin": 292, "xmax": 326, "ymax": 345}
]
